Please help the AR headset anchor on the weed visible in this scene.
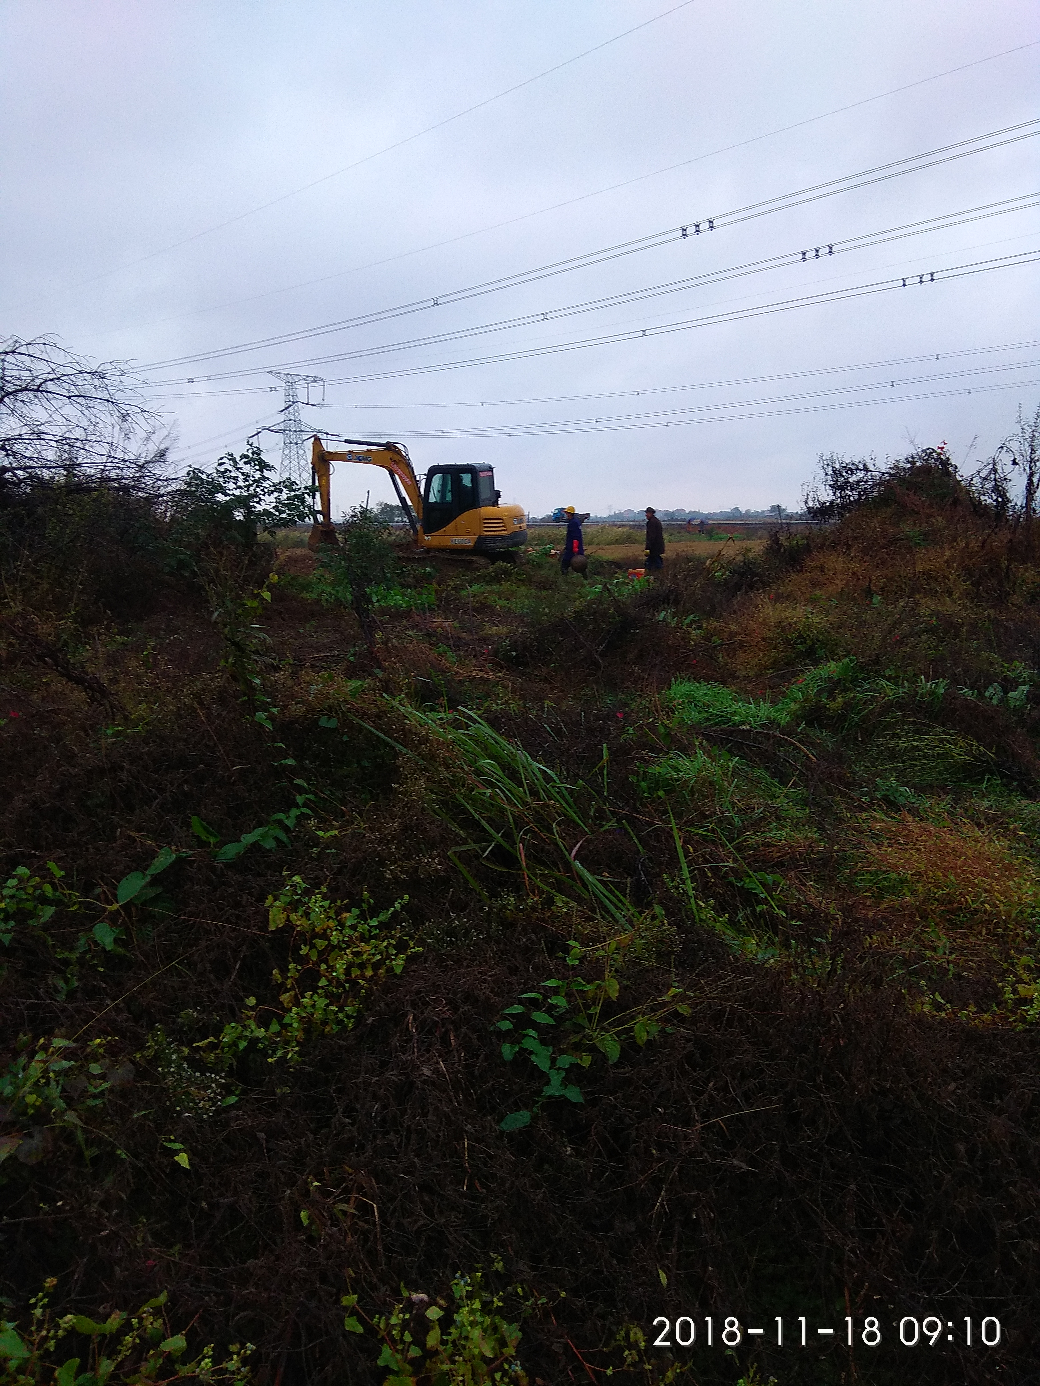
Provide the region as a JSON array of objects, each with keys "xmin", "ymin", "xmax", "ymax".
[
  {"xmin": 389, "ymin": 704, "xmax": 648, "ymax": 931},
  {"xmin": 0, "ymin": 864, "xmax": 73, "ymax": 947},
  {"xmin": 344, "ymin": 1269, "xmax": 533, "ymax": 1385},
  {"xmin": 141, "ymin": 1028, "xmax": 236, "ymax": 1120},
  {"xmin": 204, "ymin": 877, "xmax": 418, "ymax": 1065},
  {"xmin": 0, "ymin": 1280, "xmax": 253, "ymax": 1384},
  {"xmin": 0, "ymin": 1035, "xmax": 126, "ymax": 1168},
  {"xmin": 495, "ymin": 936, "xmax": 689, "ymax": 1130}
]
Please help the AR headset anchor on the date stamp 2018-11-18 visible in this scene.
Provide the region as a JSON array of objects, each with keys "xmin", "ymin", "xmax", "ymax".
[{"xmin": 650, "ymin": 1315, "xmax": 1002, "ymax": 1351}]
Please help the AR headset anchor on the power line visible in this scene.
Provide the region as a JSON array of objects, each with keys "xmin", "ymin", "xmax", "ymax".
[
  {"xmin": 351, "ymin": 359, "xmax": 1040, "ymax": 438},
  {"xmin": 144, "ymin": 194, "xmax": 1039, "ymax": 383},
  {"xmin": 306, "ymin": 339, "xmax": 1040, "ymax": 411},
  {"xmin": 161, "ymin": 349, "xmax": 1040, "ymax": 467},
  {"xmin": 167, "ymin": 412, "xmax": 282, "ymax": 469},
  {"xmin": 143, "ymin": 120, "xmax": 1040, "ymax": 375},
  {"xmin": 90, "ymin": 37, "xmax": 1040, "ymax": 341},
  {"xmin": 59, "ymin": 0, "xmax": 702, "ymax": 297},
  {"xmin": 149, "ymin": 249, "xmax": 1040, "ymax": 393},
  {"xmin": 146, "ymin": 337, "xmax": 1040, "ymax": 406},
  {"xmin": 321, "ymin": 375, "xmax": 1040, "ymax": 442}
]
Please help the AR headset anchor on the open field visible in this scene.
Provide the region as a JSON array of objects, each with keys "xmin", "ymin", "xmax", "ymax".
[{"xmin": 3, "ymin": 449, "xmax": 1040, "ymax": 1384}]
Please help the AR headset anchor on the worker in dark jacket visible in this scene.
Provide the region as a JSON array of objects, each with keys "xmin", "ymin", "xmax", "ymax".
[
  {"xmin": 644, "ymin": 507, "xmax": 665, "ymax": 571},
  {"xmin": 561, "ymin": 506, "xmax": 588, "ymax": 575}
]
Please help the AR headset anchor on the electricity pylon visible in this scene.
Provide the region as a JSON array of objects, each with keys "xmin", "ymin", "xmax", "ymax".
[{"xmin": 270, "ymin": 372, "xmax": 325, "ymax": 487}]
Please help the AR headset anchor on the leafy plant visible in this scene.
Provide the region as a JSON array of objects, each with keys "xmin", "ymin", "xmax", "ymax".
[
  {"xmin": 200, "ymin": 799, "xmax": 312, "ymax": 863},
  {"xmin": 0, "ymin": 1035, "xmax": 128, "ymax": 1166},
  {"xmin": 605, "ymin": 1324, "xmax": 692, "ymax": 1382},
  {"xmin": 167, "ymin": 442, "xmax": 310, "ymax": 558},
  {"xmin": 313, "ymin": 506, "xmax": 398, "ymax": 643},
  {"xmin": 204, "ymin": 877, "xmax": 418, "ymax": 1065},
  {"xmin": 142, "ymin": 1029, "xmax": 236, "ymax": 1120},
  {"xmin": 0, "ymin": 1280, "xmax": 252, "ymax": 1384},
  {"xmin": 343, "ymin": 1271, "xmax": 532, "ymax": 1385},
  {"xmin": 114, "ymin": 846, "xmax": 184, "ymax": 910},
  {"xmin": 496, "ymin": 937, "xmax": 689, "ymax": 1130},
  {"xmin": 0, "ymin": 864, "xmax": 75, "ymax": 947},
  {"xmin": 370, "ymin": 583, "xmax": 435, "ymax": 613}
]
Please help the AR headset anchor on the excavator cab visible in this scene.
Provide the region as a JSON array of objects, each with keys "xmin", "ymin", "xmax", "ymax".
[{"xmin": 422, "ymin": 465, "xmax": 500, "ymax": 534}]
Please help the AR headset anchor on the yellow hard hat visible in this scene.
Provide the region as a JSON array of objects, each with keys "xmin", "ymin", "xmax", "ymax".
[{"xmin": 564, "ymin": 505, "xmax": 576, "ymax": 514}]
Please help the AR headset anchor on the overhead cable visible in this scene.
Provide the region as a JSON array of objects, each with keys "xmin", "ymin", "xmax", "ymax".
[
  {"xmin": 148, "ymin": 248, "xmax": 1040, "ymax": 392},
  {"xmin": 142, "ymin": 120, "xmax": 1040, "ymax": 374},
  {"xmin": 86, "ymin": 38, "xmax": 1040, "ymax": 341},
  {"xmin": 324, "ymin": 375, "xmax": 1040, "ymax": 442},
  {"xmin": 342, "ymin": 358, "xmax": 1040, "ymax": 438},
  {"xmin": 147, "ymin": 337, "xmax": 1040, "ymax": 405},
  {"xmin": 144, "ymin": 194, "xmax": 1040, "ymax": 383}
]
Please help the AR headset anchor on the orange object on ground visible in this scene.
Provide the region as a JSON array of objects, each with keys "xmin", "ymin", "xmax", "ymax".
[{"xmin": 627, "ymin": 568, "xmax": 646, "ymax": 579}]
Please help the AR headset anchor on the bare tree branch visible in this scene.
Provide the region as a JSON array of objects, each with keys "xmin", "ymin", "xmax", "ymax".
[{"xmin": 0, "ymin": 334, "xmax": 168, "ymax": 488}]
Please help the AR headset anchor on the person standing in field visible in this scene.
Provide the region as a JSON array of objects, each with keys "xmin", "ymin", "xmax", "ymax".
[
  {"xmin": 561, "ymin": 505, "xmax": 588, "ymax": 575},
  {"xmin": 644, "ymin": 507, "xmax": 665, "ymax": 572}
]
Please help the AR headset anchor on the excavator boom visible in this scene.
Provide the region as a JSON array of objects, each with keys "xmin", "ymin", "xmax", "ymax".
[{"xmin": 309, "ymin": 436, "xmax": 422, "ymax": 548}]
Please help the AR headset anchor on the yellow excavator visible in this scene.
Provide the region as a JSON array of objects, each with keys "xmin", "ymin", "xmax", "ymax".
[{"xmin": 308, "ymin": 435, "xmax": 528, "ymax": 558}]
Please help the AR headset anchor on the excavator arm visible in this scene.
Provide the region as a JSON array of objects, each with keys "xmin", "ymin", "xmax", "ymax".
[{"xmin": 308, "ymin": 435, "xmax": 423, "ymax": 548}]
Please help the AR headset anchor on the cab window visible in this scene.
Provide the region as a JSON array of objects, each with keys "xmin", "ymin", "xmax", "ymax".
[
  {"xmin": 427, "ymin": 472, "xmax": 453, "ymax": 505},
  {"xmin": 476, "ymin": 469, "xmax": 496, "ymax": 506}
]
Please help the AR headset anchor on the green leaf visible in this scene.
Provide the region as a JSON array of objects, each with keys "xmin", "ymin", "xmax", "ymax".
[
  {"xmin": 633, "ymin": 1019, "xmax": 649, "ymax": 1046},
  {"xmin": 174, "ymin": 1151, "xmax": 190, "ymax": 1169},
  {"xmin": 72, "ymin": 1316, "xmax": 114, "ymax": 1336},
  {"xmin": 92, "ymin": 920, "xmax": 118, "ymax": 951},
  {"xmin": 425, "ymin": 1307, "xmax": 443, "ymax": 1320},
  {"xmin": 595, "ymin": 1034, "xmax": 622, "ymax": 1064},
  {"xmin": 55, "ymin": 1356, "xmax": 81, "ymax": 1386},
  {"xmin": 658, "ymin": 1268, "xmax": 668, "ymax": 1287},
  {"xmin": 190, "ymin": 816, "xmax": 220, "ymax": 845},
  {"xmin": 562, "ymin": 1085, "xmax": 584, "ymax": 1103},
  {"xmin": 501, "ymin": 1005, "xmax": 525, "ymax": 1015},
  {"xmin": 115, "ymin": 871, "xmax": 149, "ymax": 905},
  {"xmin": 158, "ymin": 1334, "xmax": 187, "ymax": 1354},
  {"xmin": 0, "ymin": 1326, "xmax": 29, "ymax": 1361},
  {"xmin": 300, "ymin": 1209, "xmax": 311, "ymax": 1227},
  {"xmin": 499, "ymin": 1110, "xmax": 532, "ymax": 1131},
  {"xmin": 318, "ymin": 716, "xmax": 339, "ymax": 729},
  {"xmin": 146, "ymin": 847, "xmax": 178, "ymax": 877},
  {"xmin": 496, "ymin": 1020, "xmax": 514, "ymax": 1031},
  {"xmin": 529, "ymin": 1011, "xmax": 556, "ymax": 1025},
  {"xmin": 214, "ymin": 841, "xmax": 248, "ymax": 862},
  {"xmin": 501, "ymin": 1043, "xmax": 519, "ymax": 1061},
  {"xmin": 343, "ymin": 1316, "xmax": 364, "ymax": 1334}
]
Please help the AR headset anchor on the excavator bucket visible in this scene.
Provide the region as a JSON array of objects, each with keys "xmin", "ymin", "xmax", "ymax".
[{"xmin": 307, "ymin": 521, "xmax": 338, "ymax": 550}]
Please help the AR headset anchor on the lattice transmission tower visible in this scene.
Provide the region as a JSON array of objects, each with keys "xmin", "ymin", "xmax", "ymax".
[{"xmin": 270, "ymin": 372, "xmax": 325, "ymax": 487}]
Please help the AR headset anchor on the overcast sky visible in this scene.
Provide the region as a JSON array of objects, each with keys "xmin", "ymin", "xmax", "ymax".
[{"xmin": 2, "ymin": 0, "xmax": 1038, "ymax": 516}]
